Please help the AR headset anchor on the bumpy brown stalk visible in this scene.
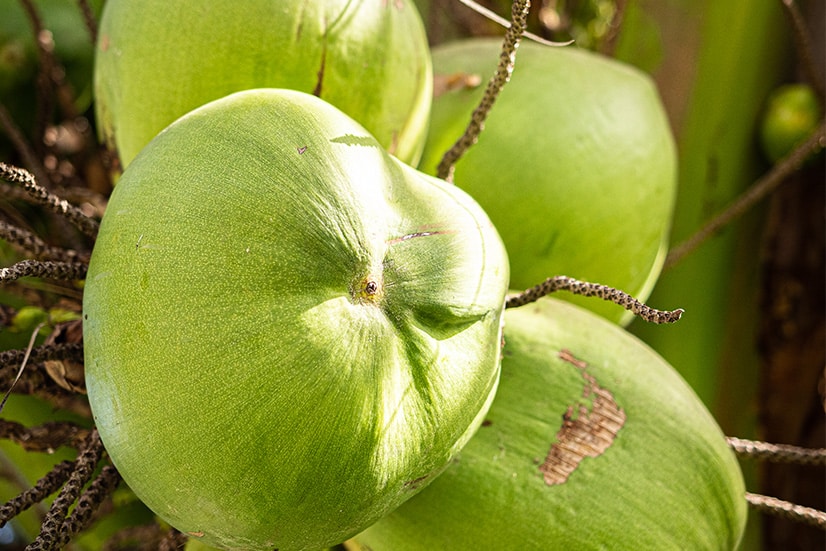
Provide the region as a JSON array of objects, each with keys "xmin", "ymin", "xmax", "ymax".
[
  {"xmin": 436, "ymin": 0, "xmax": 532, "ymax": 182},
  {"xmin": 56, "ymin": 466, "xmax": 122, "ymax": 547},
  {"xmin": 0, "ymin": 220, "xmax": 84, "ymax": 263},
  {"xmin": 746, "ymin": 492, "xmax": 826, "ymax": 530},
  {"xmin": 0, "ymin": 460, "xmax": 75, "ymax": 526},
  {"xmin": 505, "ymin": 275, "xmax": 684, "ymax": 324},
  {"xmin": 0, "ymin": 419, "xmax": 90, "ymax": 453},
  {"xmin": 727, "ymin": 436, "xmax": 826, "ymax": 466},
  {"xmin": 0, "ymin": 163, "xmax": 99, "ymax": 238},
  {"xmin": 0, "ymin": 259, "xmax": 87, "ymax": 284},
  {"xmin": 27, "ymin": 431, "xmax": 104, "ymax": 551}
]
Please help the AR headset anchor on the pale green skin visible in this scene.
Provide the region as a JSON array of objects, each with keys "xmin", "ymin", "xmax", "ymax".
[
  {"xmin": 83, "ymin": 89, "xmax": 509, "ymax": 551},
  {"xmin": 420, "ymin": 40, "xmax": 677, "ymax": 324},
  {"xmin": 94, "ymin": 0, "xmax": 432, "ymax": 168},
  {"xmin": 352, "ymin": 298, "xmax": 747, "ymax": 550}
]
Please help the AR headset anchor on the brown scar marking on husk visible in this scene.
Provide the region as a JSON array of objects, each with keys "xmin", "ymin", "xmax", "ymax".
[
  {"xmin": 433, "ymin": 72, "xmax": 483, "ymax": 98},
  {"xmin": 187, "ymin": 531, "xmax": 204, "ymax": 538},
  {"xmin": 386, "ymin": 229, "xmax": 456, "ymax": 245},
  {"xmin": 539, "ymin": 349, "xmax": 626, "ymax": 486},
  {"xmin": 296, "ymin": 146, "xmax": 307, "ymax": 154},
  {"xmin": 403, "ymin": 474, "xmax": 430, "ymax": 490}
]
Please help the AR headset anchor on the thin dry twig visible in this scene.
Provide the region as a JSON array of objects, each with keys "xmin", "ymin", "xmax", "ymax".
[
  {"xmin": 665, "ymin": 120, "xmax": 825, "ymax": 268},
  {"xmin": 76, "ymin": 0, "xmax": 99, "ymax": 45},
  {"xmin": 158, "ymin": 528, "xmax": 190, "ymax": 551},
  {"xmin": 0, "ymin": 162, "xmax": 99, "ymax": 237},
  {"xmin": 19, "ymin": 0, "xmax": 57, "ymax": 154},
  {"xmin": 505, "ymin": 275, "xmax": 684, "ymax": 323},
  {"xmin": 0, "ymin": 101, "xmax": 52, "ymax": 188},
  {"xmin": 456, "ymin": 0, "xmax": 571, "ymax": 47},
  {"xmin": 0, "ymin": 321, "xmax": 44, "ymax": 412},
  {"xmin": 0, "ymin": 343, "xmax": 84, "ymax": 374},
  {"xmin": 781, "ymin": 0, "xmax": 825, "ymax": 102},
  {"xmin": 437, "ymin": 0, "xmax": 532, "ymax": 181},
  {"xmin": 598, "ymin": 0, "xmax": 628, "ymax": 56},
  {"xmin": 746, "ymin": 492, "xmax": 826, "ymax": 530}
]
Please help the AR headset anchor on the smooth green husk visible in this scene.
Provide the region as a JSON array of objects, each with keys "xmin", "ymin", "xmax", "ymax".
[
  {"xmin": 94, "ymin": 0, "xmax": 432, "ymax": 168},
  {"xmin": 419, "ymin": 39, "xmax": 677, "ymax": 324},
  {"xmin": 83, "ymin": 89, "xmax": 509, "ymax": 551},
  {"xmin": 350, "ymin": 298, "xmax": 747, "ymax": 550}
]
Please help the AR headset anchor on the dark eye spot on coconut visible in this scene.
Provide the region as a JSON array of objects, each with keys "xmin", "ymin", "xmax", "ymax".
[
  {"xmin": 364, "ymin": 280, "xmax": 378, "ymax": 295},
  {"xmin": 539, "ymin": 349, "xmax": 626, "ymax": 486},
  {"xmin": 481, "ymin": 419, "xmax": 493, "ymax": 427}
]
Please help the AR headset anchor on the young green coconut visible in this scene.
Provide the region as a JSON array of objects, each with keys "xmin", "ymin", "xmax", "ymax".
[
  {"xmin": 421, "ymin": 39, "xmax": 678, "ymax": 325},
  {"xmin": 349, "ymin": 298, "xmax": 747, "ymax": 550},
  {"xmin": 94, "ymin": 0, "xmax": 432, "ymax": 169},
  {"xmin": 82, "ymin": 88, "xmax": 509, "ymax": 551}
]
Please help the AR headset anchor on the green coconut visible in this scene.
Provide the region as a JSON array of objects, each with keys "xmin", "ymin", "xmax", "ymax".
[
  {"xmin": 83, "ymin": 88, "xmax": 509, "ymax": 550},
  {"xmin": 350, "ymin": 298, "xmax": 747, "ymax": 550},
  {"xmin": 420, "ymin": 40, "xmax": 678, "ymax": 324},
  {"xmin": 94, "ymin": 0, "xmax": 432, "ymax": 169}
]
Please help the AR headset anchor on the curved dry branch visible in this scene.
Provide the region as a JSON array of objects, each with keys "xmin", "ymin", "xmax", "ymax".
[
  {"xmin": 506, "ymin": 275, "xmax": 684, "ymax": 323},
  {"xmin": 666, "ymin": 121, "xmax": 825, "ymax": 268}
]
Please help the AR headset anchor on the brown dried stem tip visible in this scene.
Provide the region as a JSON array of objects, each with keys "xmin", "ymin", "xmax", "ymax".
[
  {"xmin": 436, "ymin": 0, "xmax": 532, "ymax": 182},
  {"xmin": 727, "ymin": 436, "xmax": 826, "ymax": 466},
  {"xmin": 506, "ymin": 275, "xmax": 684, "ymax": 324},
  {"xmin": 0, "ymin": 162, "xmax": 99, "ymax": 239},
  {"xmin": 746, "ymin": 492, "xmax": 826, "ymax": 530}
]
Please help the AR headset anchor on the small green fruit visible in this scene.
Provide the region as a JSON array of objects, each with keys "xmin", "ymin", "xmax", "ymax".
[
  {"xmin": 420, "ymin": 40, "xmax": 677, "ymax": 324},
  {"xmin": 759, "ymin": 83, "xmax": 823, "ymax": 164},
  {"xmin": 94, "ymin": 0, "xmax": 432, "ymax": 168},
  {"xmin": 351, "ymin": 298, "xmax": 747, "ymax": 550},
  {"xmin": 83, "ymin": 88, "xmax": 509, "ymax": 550}
]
